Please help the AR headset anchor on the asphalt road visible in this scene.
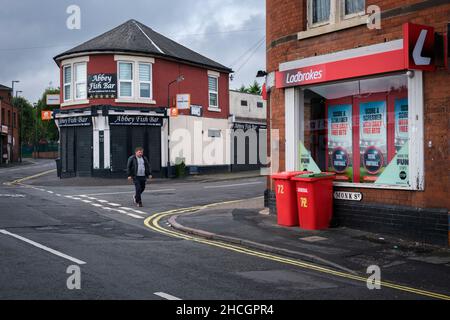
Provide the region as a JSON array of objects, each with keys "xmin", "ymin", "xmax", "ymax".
[{"xmin": 0, "ymin": 160, "xmax": 439, "ymax": 300}]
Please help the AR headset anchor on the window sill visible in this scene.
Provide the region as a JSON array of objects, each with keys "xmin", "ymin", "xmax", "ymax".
[
  {"xmin": 333, "ymin": 181, "xmax": 417, "ymax": 191},
  {"xmin": 299, "ymin": 15, "xmax": 368, "ymax": 40},
  {"xmin": 115, "ymin": 98, "xmax": 156, "ymax": 105},
  {"xmin": 208, "ymin": 107, "xmax": 221, "ymax": 112},
  {"xmin": 61, "ymin": 99, "xmax": 90, "ymax": 107}
]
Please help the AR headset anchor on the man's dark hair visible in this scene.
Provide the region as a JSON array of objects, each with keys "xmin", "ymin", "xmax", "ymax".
[{"xmin": 135, "ymin": 147, "xmax": 144, "ymax": 152}]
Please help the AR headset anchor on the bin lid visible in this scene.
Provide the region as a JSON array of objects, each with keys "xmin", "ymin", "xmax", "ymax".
[
  {"xmin": 271, "ymin": 171, "xmax": 311, "ymax": 180},
  {"xmin": 292, "ymin": 172, "xmax": 336, "ymax": 181}
]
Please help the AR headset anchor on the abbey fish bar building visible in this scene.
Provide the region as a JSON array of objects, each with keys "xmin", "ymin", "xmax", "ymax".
[
  {"xmin": 265, "ymin": 1, "xmax": 449, "ymax": 245},
  {"xmin": 53, "ymin": 19, "xmax": 231, "ymax": 178}
]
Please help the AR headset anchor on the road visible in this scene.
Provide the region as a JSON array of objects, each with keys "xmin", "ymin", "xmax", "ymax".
[{"xmin": 0, "ymin": 160, "xmax": 442, "ymax": 300}]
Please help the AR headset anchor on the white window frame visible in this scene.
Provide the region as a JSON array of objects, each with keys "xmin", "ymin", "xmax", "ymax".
[
  {"xmin": 301, "ymin": 0, "xmax": 368, "ymax": 40},
  {"xmin": 342, "ymin": 0, "xmax": 366, "ymax": 20},
  {"xmin": 114, "ymin": 55, "xmax": 155, "ymax": 104},
  {"xmin": 63, "ymin": 65, "xmax": 72, "ymax": 102},
  {"xmin": 118, "ymin": 61, "xmax": 134, "ymax": 99},
  {"xmin": 208, "ymin": 71, "xmax": 220, "ymax": 111},
  {"xmin": 307, "ymin": 0, "xmax": 332, "ymax": 28},
  {"xmin": 74, "ymin": 62, "xmax": 87, "ymax": 101},
  {"xmin": 138, "ymin": 62, "xmax": 152, "ymax": 100},
  {"xmin": 60, "ymin": 56, "xmax": 90, "ymax": 107}
]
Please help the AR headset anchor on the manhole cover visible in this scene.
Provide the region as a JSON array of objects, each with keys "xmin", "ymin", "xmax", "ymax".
[{"xmin": 300, "ymin": 236, "xmax": 328, "ymax": 242}]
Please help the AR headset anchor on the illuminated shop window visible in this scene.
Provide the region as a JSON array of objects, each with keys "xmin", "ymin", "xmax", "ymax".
[{"xmin": 298, "ymin": 73, "xmax": 410, "ymax": 187}]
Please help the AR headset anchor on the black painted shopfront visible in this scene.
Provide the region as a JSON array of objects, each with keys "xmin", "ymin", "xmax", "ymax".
[
  {"xmin": 109, "ymin": 115, "xmax": 162, "ymax": 177},
  {"xmin": 59, "ymin": 116, "xmax": 93, "ymax": 178}
]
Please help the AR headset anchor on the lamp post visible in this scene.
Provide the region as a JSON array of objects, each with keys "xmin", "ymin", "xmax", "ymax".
[
  {"xmin": 14, "ymin": 90, "xmax": 23, "ymax": 163},
  {"xmin": 11, "ymin": 81, "xmax": 19, "ymax": 163},
  {"xmin": 33, "ymin": 102, "xmax": 38, "ymax": 159},
  {"xmin": 166, "ymin": 75, "xmax": 184, "ymax": 178}
]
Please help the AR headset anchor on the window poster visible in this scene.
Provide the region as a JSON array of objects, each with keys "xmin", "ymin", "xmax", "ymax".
[
  {"xmin": 327, "ymin": 104, "xmax": 353, "ymax": 181},
  {"xmin": 359, "ymin": 101, "xmax": 387, "ymax": 183},
  {"xmin": 375, "ymin": 98, "xmax": 409, "ymax": 186},
  {"xmin": 394, "ymin": 98, "xmax": 408, "ymax": 153}
]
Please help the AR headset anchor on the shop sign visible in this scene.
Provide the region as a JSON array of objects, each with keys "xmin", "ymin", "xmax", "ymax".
[
  {"xmin": 59, "ymin": 116, "xmax": 92, "ymax": 127},
  {"xmin": 1, "ymin": 125, "xmax": 8, "ymax": 134},
  {"xmin": 403, "ymin": 23, "xmax": 435, "ymax": 71},
  {"xmin": 190, "ymin": 105, "xmax": 202, "ymax": 117},
  {"xmin": 109, "ymin": 115, "xmax": 163, "ymax": 127},
  {"xmin": 46, "ymin": 94, "xmax": 60, "ymax": 106},
  {"xmin": 334, "ymin": 191, "xmax": 362, "ymax": 202},
  {"xmin": 176, "ymin": 94, "xmax": 191, "ymax": 110},
  {"xmin": 41, "ymin": 111, "xmax": 53, "ymax": 121},
  {"xmin": 232, "ymin": 122, "xmax": 267, "ymax": 131},
  {"xmin": 88, "ymin": 73, "xmax": 117, "ymax": 98}
]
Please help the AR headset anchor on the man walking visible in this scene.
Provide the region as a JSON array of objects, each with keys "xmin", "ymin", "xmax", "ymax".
[{"xmin": 127, "ymin": 147, "xmax": 152, "ymax": 207}]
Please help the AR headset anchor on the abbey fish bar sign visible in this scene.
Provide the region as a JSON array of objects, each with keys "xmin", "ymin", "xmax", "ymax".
[
  {"xmin": 109, "ymin": 115, "xmax": 163, "ymax": 127},
  {"xmin": 88, "ymin": 73, "xmax": 117, "ymax": 98}
]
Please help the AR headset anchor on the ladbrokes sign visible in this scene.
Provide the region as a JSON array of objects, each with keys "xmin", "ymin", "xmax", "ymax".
[{"xmin": 276, "ymin": 65, "xmax": 325, "ymax": 88}]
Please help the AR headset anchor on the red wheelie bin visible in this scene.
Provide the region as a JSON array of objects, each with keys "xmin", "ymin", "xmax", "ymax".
[
  {"xmin": 271, "ymin": 171, "xmax": 310, "ymax": 226},
  {"xmin": 292, "ymin": 172, "xmax": 336, "ymax": 230}
]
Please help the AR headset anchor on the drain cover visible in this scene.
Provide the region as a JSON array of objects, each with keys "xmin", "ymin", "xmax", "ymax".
[{"xmin": 300, "ymin": 236, "xmax": 328, "ymax": 242}]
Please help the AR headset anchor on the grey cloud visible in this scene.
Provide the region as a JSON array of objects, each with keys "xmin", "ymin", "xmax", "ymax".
[{"xmin": 0, "ymin": 0, "xmax": 265, "ymax": 102}]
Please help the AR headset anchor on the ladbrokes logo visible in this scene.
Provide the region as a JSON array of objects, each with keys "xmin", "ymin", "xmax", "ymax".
[{"xmin": 285, "ymin": 69, "xmax": 323, "ymax": 84}]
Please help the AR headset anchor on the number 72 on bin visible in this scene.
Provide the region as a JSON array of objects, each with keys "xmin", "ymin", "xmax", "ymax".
[{"xmin": 277, "ymin": 184, "xmax": 285, "ymax": 194}]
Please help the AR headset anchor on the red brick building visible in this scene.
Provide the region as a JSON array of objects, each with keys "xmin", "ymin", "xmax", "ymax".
[
  {"xmin": 265, "ymin": 0, "xmax": 449, "ymax": 245},
  {"xmin": 0, "ymin": 84, "xmax": 20, "ymax": 165},
  {"xmin": 53, "ymin": 20, "xmax": 232, "ymax": 178}
]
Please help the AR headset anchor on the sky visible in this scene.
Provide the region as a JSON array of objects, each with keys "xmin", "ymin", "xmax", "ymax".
[{"xmin": 0, "ymin": 0, "xmax": 266, "ymax": 103}]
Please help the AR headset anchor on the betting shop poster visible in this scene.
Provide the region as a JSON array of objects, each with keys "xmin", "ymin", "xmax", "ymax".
[
  {"xmin": 359, "ymin": 101, "xmax": 387, "ymax": 183},
  {"xmin": 327, "ymin": 104, "xmax": 353, "ymax": 181},
  {"xmin": 375, "ymin": 98, "xmax": 409, "ymax": 186}
]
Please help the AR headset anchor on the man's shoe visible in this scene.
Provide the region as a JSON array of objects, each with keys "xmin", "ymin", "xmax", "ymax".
[
  {"xmin": 133, "ymin": 195, "xmax": 137, "ymax": 204},
  {"xmin": 138, "ymin": 203, "xmax": 143, "ymax": 208}
]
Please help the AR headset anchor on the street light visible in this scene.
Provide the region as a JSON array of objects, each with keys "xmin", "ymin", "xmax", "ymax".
[
  {"xmin": 11, "ymin": 80, "xmax": 19, "ymax": 97},
  {"xmin": 33, "ymin": 102, "xmax": 38, "ymax": 159},
  {"xmin": 166, "ymin": 75, "xmax": 185, "ymax": 178},
  {"xmin": 13, "ymin": 90, "xmax": 23, "ymax": 163}
]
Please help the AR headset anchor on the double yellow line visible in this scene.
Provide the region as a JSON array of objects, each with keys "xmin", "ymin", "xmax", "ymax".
[
  {"xmin": 144, "ymin": 200, "xmax": 450, "ymax": 300},
  {"xmin": 7, "ymin": 169, "xmax": 56, "ymax": 185}
]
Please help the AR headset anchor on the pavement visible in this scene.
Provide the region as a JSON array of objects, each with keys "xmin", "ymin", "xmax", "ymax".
[{"xmin": 168, "ymin": 197, "xmax": 450, "ymax": 295}]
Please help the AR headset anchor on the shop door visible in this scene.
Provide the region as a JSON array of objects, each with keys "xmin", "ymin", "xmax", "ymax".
[
  {"xmin": 60, "ymin": 127, "xmax": 76, "ymax": 177},
  {"xmin": 75, "ymin": 126, "xmax": 93, "ymax": 177},
  {"xmin": 60, "ymin": 126, "xmax": 92, "ymax": 177}
]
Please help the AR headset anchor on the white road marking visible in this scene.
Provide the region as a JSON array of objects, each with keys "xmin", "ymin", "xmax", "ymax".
[
  {"xmin": 127, "ymin": 213, "xmax": 144, "ymax": 219},
  {"xmin": 0, "ymin": 229, "xmax": 86, "ymax": 265},
  {"xmin": 205, "ymin": 182, "xmax": 263, "ymax": 189},
  {"xmin": 91, "ymin": 203, "xmax": 102, "ymax": 207},
  {"xmin": 97, "ymin": 200, "xmax": 109, "ymax": 203},
  {"xmin": 47, "ymin": 191, "xmax": 54, "ymax": 194},
  {"xmin": 80, "ymin": 189, "xmax": 176, "ymax": 196},
  {"xmin": 154, "ymin": 292, "xmax": 182, "ymax": 300},
  {"xmin": 82, "ymin": 200, "xmax": 92, "ymax": 203},
  {"xmin": 108, "ymin": 203, "xmax": 121, "ymax": 207}
]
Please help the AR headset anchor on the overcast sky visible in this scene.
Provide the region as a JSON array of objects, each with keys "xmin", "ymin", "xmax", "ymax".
[{"xmin": 0, "ymin": 0, "xmax": 266, "ymax": 103}]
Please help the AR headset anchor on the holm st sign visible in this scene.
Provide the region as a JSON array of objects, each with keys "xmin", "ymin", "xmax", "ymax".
[{"xmin": 276, "ymin": 23, "xmax": 437, "ymax": 89}]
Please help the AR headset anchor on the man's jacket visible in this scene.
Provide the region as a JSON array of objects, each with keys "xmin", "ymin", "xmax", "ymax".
[{"xmin": 127, "ymin": 155, "xmax": 152, "ymax": 178}]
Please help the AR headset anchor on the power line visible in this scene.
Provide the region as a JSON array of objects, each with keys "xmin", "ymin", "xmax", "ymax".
[
  {"xmin": 233, "ymin": 36, "xmax": 265, "ymax": 74},
  {"xmin": 228, "ymin": 36, "xmax": 265, "ymax": 68},
  {"xmin": 0, "ymin": 27, "xmax": 264, "ymax": 52}
]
